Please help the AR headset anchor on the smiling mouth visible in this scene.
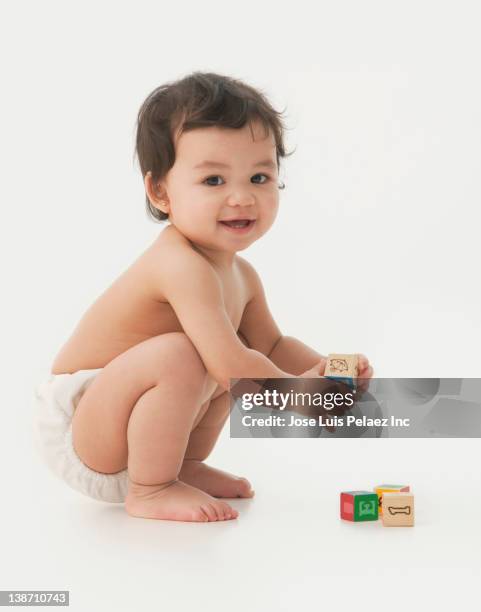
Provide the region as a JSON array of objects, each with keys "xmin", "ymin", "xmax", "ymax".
[{"xmin": 219, "ymin": 219, "xmax": 255, "ymax": 228}]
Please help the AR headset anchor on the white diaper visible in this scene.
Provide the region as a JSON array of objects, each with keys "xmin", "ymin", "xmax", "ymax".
[{"xmin": 33, "ymin": 369, "xmax": 129, "ymax": 503}]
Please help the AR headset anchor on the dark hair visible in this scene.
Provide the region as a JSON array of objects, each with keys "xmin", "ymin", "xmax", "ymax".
[{"xmin": 134, "ymin": 71, "xmax": 294, "ymax": 222}]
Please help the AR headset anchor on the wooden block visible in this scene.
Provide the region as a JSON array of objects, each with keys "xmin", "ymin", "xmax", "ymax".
[
  {"xmin": 381, "ymin": 492, "xmax": 415, "ymax": 527},
  {"xmin": 374, "ymin": 484, "xmax": 410, "ymax": 515},
  {"xmin": 340, "ymin": 491, "xmax": 379, "ymax": 522},
  {"xmin": 325, "ymin": 354, "xmax": 359, "ymax": 389}
]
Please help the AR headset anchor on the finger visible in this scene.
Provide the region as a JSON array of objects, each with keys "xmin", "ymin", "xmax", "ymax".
[
  {"xmin": 357, "ymin": 354, "xmax": 369, "ymax": 371},
  {"xmin": 317, "ymin": 357, "xmax": 327, "ymax": 375},
  {"xmin": 358, "ymin": 364, "xmax": 374, "ymax": 379},
  {"xmin": 360, "ymin": 365, "xmax": 374, "ymax": 379}
]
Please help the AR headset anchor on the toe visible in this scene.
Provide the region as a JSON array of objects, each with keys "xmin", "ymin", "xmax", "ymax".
[
  {"xmin": 200, "ymin": 504, "xmax": 217, "ymax": 522},
  {"xmin": 237, "ymin": 477, "xmax": 254, "ymax": 497},
  {"xmin": 210, "ymin": 502, "xmax": 224, "ymax": 521},
  {"xmin": 220, "ymin": 501, "xmax": 233, "ymax": 520},
  {"xmin": 191, "ymin": 509, "xmax": 209, "ymax": 522},
  {"xmin": 213, "ymin": 503, "xmax": 225, "ymax": 521},
  {"xmin": 224, "ymin": 503, "xmax": 239, "ymax": 519}
]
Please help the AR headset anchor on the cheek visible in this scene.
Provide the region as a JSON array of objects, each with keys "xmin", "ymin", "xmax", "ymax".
[
  {"xmin": 258, "ymin": 198, "xmax": 279, "ymax": 232},
  {"xmin": 172, "ymin": 189, "xmax": 203, "ymax": 218},
  {"xmin": 177, "ymin": 203, "xmax": 212, "ymax": 232},
  {"xmin": 265, "ymin": 196, "xmax": 279, "ymax": 216}
]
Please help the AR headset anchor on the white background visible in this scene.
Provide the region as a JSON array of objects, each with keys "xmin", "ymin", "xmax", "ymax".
[{"xmin": 1, "ymin": 1, "xmax": 480, "ymax": 610}]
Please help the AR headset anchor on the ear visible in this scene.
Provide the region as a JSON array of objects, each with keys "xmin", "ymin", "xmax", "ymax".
[{"xmin": 144, "ymin": 171, "xmax": 170, "ymax": 216}]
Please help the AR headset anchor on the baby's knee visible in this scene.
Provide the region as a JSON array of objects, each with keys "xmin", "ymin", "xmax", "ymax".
[
  {"xmin": 159, "ymin": 332, "xmax": 207, "ymax": 378},
  {"xmin": 143, "ymin": 332, "xmax": 216, "ymax": 399}
]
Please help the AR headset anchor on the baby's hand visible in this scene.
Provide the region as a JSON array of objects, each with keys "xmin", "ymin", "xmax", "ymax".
[
  {"xmin": 299, "ymin": 359, "xmax": 327, "ymax": 378},
  {"xmin": 296, "ymin": 354, "xmax": 374, "ymax": 433},
  {"xmin": 300, "ymin": 354, "xmax": 374, "ymax": 397},
  {"xmin": 357, "ymin": 353, "xmax": 374, "ymax": 394}
]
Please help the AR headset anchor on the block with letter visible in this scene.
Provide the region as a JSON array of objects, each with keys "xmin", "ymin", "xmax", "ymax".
[
  {"xmin": 340, "ymin": 491, "xmax": 379, "ymax": 522},
  {"xmin": 325, "ymin": 354, "xmax": 359, "ymax": 389},
  {"xmin": 374, "ymin": 484, "xmax": 410, "ymax": 515},
  {"xmin": 381, "ymin": 492, "xmax": 415, "ymax": 527}
]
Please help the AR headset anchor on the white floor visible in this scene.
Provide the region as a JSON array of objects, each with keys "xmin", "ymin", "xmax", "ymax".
[
  {"xmin": 3, "ymin": 391, "xmax": 480, "ymax": 612},
  {"xmin": 4, "ymin": 1, "xmax": 481, "ymax": 608}
]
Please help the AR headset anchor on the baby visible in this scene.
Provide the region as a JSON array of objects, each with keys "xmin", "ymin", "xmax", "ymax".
[{"xmin": 35, "ymin": 71, "xmax": 373, "ymax": 522}]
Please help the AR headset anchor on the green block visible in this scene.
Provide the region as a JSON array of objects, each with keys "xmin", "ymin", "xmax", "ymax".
[{"xmin": 352, "ymin": 492, "xmax": 379, "ymax": 521}]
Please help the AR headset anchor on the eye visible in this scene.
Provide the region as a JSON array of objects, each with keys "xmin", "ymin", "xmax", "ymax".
[
  {"xmin": 203, "ymin": 175, "xmax": 225, "ymax": 186},
  {"xmin": 202, "ymin": 174, "xmax": 271, "ymax": 187},
  {"xmin": 251, "ymin": 173, "xmax": 270, "ymax": 184}
]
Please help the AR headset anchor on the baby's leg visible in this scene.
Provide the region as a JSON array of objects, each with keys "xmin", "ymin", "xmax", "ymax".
[
  {"xmin": 179, "ymin": 389, "xmax": 254, "ymax": 498},
  {"xmin": 72, "ymin": 332, "xmax": 238, "ymax": 522}
]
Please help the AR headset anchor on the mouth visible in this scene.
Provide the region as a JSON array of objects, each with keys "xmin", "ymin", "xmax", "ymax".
[{"xmin": 218, "ymin": 219, "xmax": 256, "ymax": 233}]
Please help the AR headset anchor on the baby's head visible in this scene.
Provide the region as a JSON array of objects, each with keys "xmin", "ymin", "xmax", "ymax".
[{"xmin": 135, "ymin": 71, "xmax": 293, "ymax": 252}]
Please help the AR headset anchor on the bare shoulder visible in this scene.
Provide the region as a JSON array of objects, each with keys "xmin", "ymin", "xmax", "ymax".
[
  {"xmin": 145, "ymin": 225, "xmax": 219, "ymax": 300},
  {"xmin": 154, "ymin": 225, "xmax": 217, "ymax": 272}
]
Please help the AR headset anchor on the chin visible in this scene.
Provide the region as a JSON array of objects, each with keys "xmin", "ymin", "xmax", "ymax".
[{"xmin": 232, "ymin": 242, "xmax": 252, "ymax": 253}]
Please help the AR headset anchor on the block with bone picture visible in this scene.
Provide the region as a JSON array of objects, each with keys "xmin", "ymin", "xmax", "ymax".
[{"xmin": 381, "ymin": 492, "xmax": 415, "ymax": 527}]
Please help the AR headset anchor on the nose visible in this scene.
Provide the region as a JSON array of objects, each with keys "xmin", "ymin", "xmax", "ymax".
[{"xmin": 226, "ymin": 188, "xmax": 256, "ymax": 208}]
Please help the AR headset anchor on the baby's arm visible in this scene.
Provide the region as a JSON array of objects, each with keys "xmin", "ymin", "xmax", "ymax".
[
  {"xmin": 238, "ymin": 259, "xmax": 373, "ymax": 379},
  {"xmin": 153, "ymin": 242, "xmax": 297, "ymax": 391},
  {"xmin": 237, "ymin": 258, "xmax": 326, "ymax": 375},
  {"xmin": 267, "ymin": 336, "xmax": 326, "ymax": 375}
]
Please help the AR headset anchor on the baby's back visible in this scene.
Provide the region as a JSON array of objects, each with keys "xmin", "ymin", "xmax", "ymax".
[
  {"xmin": 51, "ymin": 238, "xmax": 181, "ymax": 374},
  {"xmin": 51, "ymin": 225, "xmax": 251, "ymax": 374}
]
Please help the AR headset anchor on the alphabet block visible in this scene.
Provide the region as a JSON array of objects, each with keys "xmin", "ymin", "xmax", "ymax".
[
  {"xmin": 340, "ymin": 491, "xmax": 378, "ymax": 522},
  {"xmin": 374, "ymin": 484, "xmax": 410, "ymax": 515},
  {"xmin": 325, "ymin": 354, "xmax": 359, "ymax": 389},
  {"xmin": 381, "ymin": 492, "xmax": 415, "ymax": 527}
]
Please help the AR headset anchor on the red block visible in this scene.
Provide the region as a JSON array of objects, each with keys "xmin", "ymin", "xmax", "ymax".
[{"xmin": 340, "ymin": 492, "xmax": 354, "ymax": 520}]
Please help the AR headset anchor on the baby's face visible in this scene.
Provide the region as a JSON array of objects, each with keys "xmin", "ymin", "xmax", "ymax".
[{"xmin": 155, "ymin": 120, "xmax": 280, "ymax": 255}]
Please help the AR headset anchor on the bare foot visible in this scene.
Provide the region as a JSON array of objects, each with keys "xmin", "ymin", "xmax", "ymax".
[
  {"xmin": 179, "ymin": 460, "xmax": 254, "ymax": 499},
  {"xmin": 125, "ymin": 479, "xmax": 239, "ymax": 522}
]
